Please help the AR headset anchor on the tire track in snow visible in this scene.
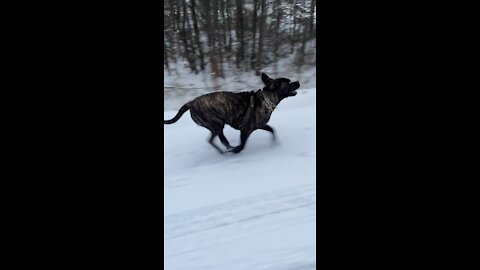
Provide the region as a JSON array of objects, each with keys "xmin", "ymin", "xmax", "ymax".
[{"xmin": 164, "ymin": 183, "xmax": 316, "ymax": 257}]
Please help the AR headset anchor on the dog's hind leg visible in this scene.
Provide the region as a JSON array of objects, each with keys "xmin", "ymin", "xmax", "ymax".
[
  {"xmin": 208, "ymin": 132, "xmax": 225, "ymax": 154},
  {"xmin": 260, "ymin": 124, "xmax": 276, "ymax": 141},
  {"xmin": 218, "ymin": 130, "xmax": 233, "ymax": 150}
]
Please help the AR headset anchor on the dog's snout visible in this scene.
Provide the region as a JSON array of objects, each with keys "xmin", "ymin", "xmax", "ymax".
[{"xmin": 292, "ymin": 81, "xmax": 300, "ymax": 87}]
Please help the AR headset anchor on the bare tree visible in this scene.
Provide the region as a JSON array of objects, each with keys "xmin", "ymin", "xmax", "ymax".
[
  {"xmin": 190, "ymin": 0, "xmax": 205, "ymax": 71},
  {"xmin": 235, "ymin": 0, "xmax": 245, "ymax": 69},
  {"xmin": 182, "ymin": 0, "xmax": 197, "ymax": 73},
  {"xmin": 291, "ymin": 0, "xmax": 297, "ymax": 54},
  {"xmin": 164, "ymin": 45, "xmax": 170, "ymax": 73},
  {"xmin": 251, "ymin": 0, "xmax": 258, "ymax": 70},
  {"xmin": 255, "ymin": 0, "xmax": 266, "ymax": 75},
  {"xmin": 309, "ymin": 0, "xmax": 315, "ymax": 38},
  {"xmin": 200, "ymin": 0, "xmax": 221, "ymax": 82},
  {"xmin": 273, "ymin": 0, "xmax": 282, "ymax": 74},
  {"xmin": 213, "ymin": 0, "xmax": 224, "ymax": 77},
  {"xmin": 225, "ymin": 0, "xmax": 233, "ymax": 55}
]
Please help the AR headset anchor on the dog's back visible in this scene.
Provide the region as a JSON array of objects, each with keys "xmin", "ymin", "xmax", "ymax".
[{"xmin": 189, "ymin": 91, "xmax": 256, "ymax": 129}]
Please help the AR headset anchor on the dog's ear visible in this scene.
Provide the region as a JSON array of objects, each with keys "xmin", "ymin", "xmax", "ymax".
[{"xmin": 261, "ymin": 73, "xmax": 273, "ymax": 85}]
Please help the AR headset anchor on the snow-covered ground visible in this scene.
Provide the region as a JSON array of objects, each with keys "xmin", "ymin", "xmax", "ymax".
[{"xmin": 164, "ymin": 88, "xmax": 316, "ymax": 270}]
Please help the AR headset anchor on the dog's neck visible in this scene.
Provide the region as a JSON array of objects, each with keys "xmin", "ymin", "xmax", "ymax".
[
  {"xmin": 260, "ymin": 89, "xmax": 282, "ymax": 105},
  {"xmin": 259, "ymin": 90, "xmax": 282, "ymax": 113}
]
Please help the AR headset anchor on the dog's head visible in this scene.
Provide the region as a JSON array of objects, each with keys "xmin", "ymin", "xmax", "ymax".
[{"xmin": 261, "ymin": 73, "xmax": 300, "ymax": 98}]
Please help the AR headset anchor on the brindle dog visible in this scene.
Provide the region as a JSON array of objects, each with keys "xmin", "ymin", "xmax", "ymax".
[{"xmin": 164, "ymin": 73, "xmax": 300, "ymax": 154}]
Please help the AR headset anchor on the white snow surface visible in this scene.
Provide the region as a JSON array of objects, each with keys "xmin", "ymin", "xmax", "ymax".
[{"xmin": 164, "ymin": 88, "xmax": 316, "ymax": 270}]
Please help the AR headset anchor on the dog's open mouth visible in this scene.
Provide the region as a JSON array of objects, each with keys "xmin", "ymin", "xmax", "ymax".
[{"xmin": 289, "ymin": 82, "xmax": 300, "ymax": 95}]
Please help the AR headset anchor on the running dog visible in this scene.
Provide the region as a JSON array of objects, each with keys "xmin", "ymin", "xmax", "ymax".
[{"xmin": 164, "ymin": 73, "xmax": 300, "ymax": 154}]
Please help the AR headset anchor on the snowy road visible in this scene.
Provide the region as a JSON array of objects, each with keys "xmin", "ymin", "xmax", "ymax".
[{"xmin": 164, "ymin": 89, "xmax": 316, "ymax": 270}]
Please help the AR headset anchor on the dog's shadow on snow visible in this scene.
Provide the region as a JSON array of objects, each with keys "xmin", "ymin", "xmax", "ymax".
[
  {"xmin": 187, "ymin": 137, "xmax": 282, "ymax": 168},
  {"xmin": 173, "ymin": 126, "xmax": 285, "ymax": 168}
]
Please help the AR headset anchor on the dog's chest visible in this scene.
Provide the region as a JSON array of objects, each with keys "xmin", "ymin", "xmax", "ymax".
[
  {"xmin": 252, "ymin": 96, "xmax": 274, "ymax": 126},
  {"xmin": 228, "ymin": 93, "xmax": 274, "ymax": 129},
  {"xmin": 254, "ymin": 108, "xmax": 273, "ymax": 126}
]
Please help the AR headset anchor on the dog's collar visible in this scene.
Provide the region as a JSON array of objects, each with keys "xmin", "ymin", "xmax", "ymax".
[{"xmin": 260, "ymin": 91, "xmax": 276, "ymax": 112}]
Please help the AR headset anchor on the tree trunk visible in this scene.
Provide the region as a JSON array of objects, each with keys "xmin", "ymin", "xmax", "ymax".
[
  {"xmin": 235, "ymin": 0, "xmax": 245, "ymax": 69},
  {"xmin": 213, "ymin": 0, "xmax": 224, "ymax": 77},
  {"xmin": 225, "ymin": 0, "xmax": 233, "ymax": 55},
  {"xmin": 255, "ymin": 0, "xmax": 266, "ymax": 75},
  {"xmin": 190, "ymin": 0, "xmax": 205, "ymax": 71},
  {"xmin": 251, "ymin": 0, "xmax": 258, "ymax": 70},
  {"xmin": 297, "ymin": 13, "xmax": 307, "ymax": 72},
  {"xmin": 164, "ymin": 45, "xmax": 170, "ymax": 74},
  {"xmin": 291, "ymin": 0, "xmax": 297, "ymax": 54},
  {"xmin": 273, "ymin": 0, "xmax": 281, "ymax": 74},
  {"xmin": 309, "ymin": 0, "xmax": 315, "ymax": 38},
  {"xmin": 183, "ymin": 0, "xmax": 197, "ymax": 73},
  {"xmin": 220, "ymin": 0, "xmax": 228, "ymax": 53},
  {"xmin": 201, "ymin": 0, "xmax": 221, "ymax": 81}
]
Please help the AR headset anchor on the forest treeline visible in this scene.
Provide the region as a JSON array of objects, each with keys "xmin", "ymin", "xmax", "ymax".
[{"xmin": 164, "ymin": 0, "xmax": 316, "ymax": 77}]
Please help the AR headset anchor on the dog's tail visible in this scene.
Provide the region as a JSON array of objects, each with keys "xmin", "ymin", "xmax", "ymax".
[{"xmin": 164, "ymin": 102, "xmax": 191, "ymax": 124}]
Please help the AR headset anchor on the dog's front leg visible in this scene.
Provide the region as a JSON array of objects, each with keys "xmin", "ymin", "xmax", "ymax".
[
  {"xmin": 229, "ymin": 129, "xmax": 253, "ymax": 154},
  {"xmin": 260, "ymin": 124, "xmax": 276, "ymax": 141}
]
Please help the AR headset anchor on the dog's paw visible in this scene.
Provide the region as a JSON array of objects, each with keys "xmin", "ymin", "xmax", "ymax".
[
  {"xmin": 228, "ymin": 146, "xmax": 242, "ymax": 154},
  {"xmin": 271, "ymin": 138, "xmax": 280, "ymax": 146}
]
